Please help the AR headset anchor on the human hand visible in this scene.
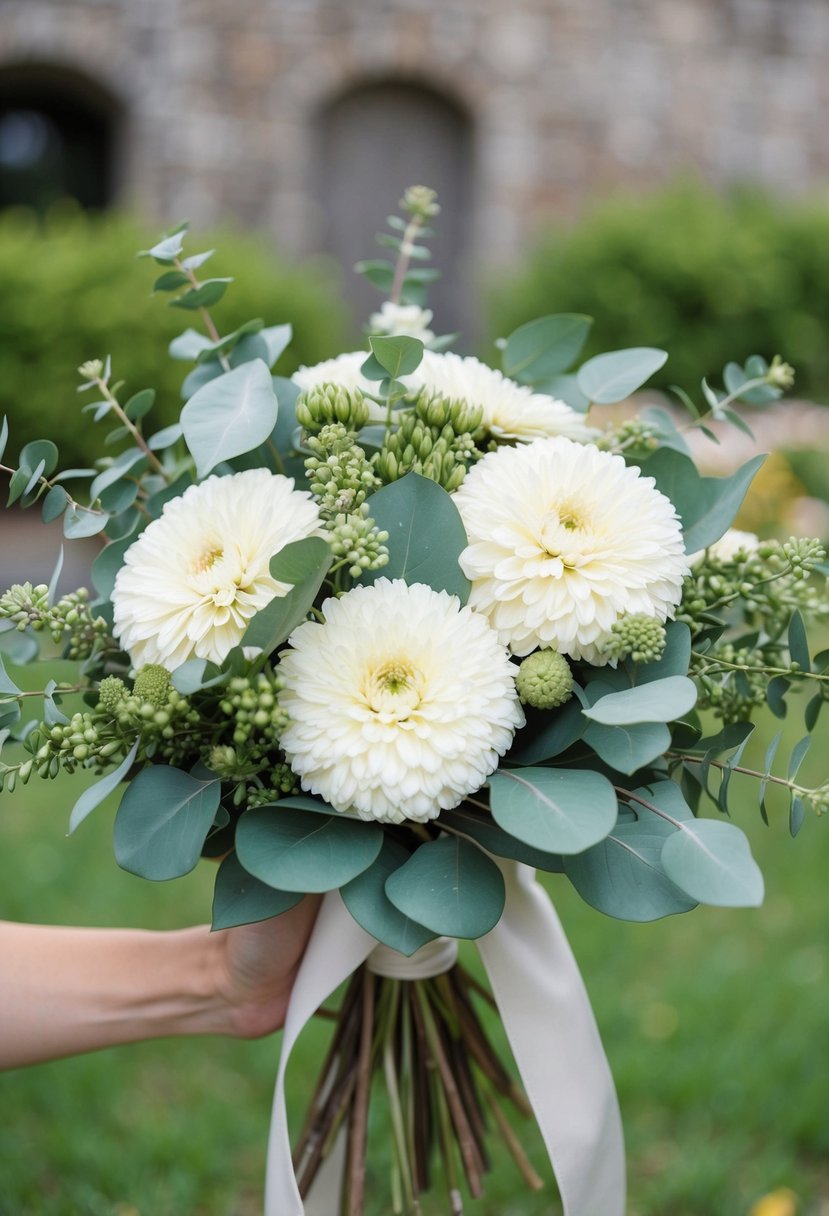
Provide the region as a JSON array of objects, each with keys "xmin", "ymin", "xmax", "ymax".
[{"xmin": 210, "ymin": 895, "xmax": 323, "ymax": 1039}]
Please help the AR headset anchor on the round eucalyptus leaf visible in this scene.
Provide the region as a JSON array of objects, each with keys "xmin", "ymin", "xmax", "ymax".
[
  {"xmin": 385, "ymin": 835, "xmax": 505, "ymax": 939},
  {"xmin": 577, "ymin": 347, "xmax": 668, "ymax": 404},
  {"xmin": 114, "ymin": 766, "xmax": 221, "ymax": 880},
  {"xmin": 235, "ymin": 806, "xmax": 383, "ymax": 893},
  {"xmin": 212, "ymin": 852, "xmax": 302, "ymax": 930},
  {"xmin": 489, "ymin": 767, "xmax": 617, "ymax": 855},
  {"xmin": 661, "ymin": 818, "xmax": 764, "ymax": 907},
  {"xmin": 341, "ymin": 837, "xmax": 437, "ymax": 956}
]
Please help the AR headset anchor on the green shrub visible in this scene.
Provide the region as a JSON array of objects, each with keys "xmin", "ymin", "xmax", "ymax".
[
  {"xmin": 0, "ymin": 207, "xmax": 349, "ymax": 469},
  {"xmin": 487, "ymin": 182, "xmax": 829, "ymax": 403}
]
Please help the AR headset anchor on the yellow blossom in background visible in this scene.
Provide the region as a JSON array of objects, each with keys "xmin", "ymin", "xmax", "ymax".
[{"xmin": 748, "ymin": 1187, "xmax": 799, "ymax": 1216}]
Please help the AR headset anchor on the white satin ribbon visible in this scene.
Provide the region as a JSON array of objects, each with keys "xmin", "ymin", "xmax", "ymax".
[{"xmin": 264, "ymin": 863, "xmax": 626, "ymax": 1216}]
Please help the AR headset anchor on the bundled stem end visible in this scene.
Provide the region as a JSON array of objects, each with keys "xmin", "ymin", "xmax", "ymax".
[{"xmin": 295, "ymin": 961, "xmax": 542, "ymax": 1216}]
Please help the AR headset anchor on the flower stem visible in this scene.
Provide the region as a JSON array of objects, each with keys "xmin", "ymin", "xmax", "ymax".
[
  {"xmin": 389, "ymin": 216, "xmax": 424, "ymax": 307},
  {"xmin": 94, "ymin": 377, "xmax": 168, "ymax": 479}
]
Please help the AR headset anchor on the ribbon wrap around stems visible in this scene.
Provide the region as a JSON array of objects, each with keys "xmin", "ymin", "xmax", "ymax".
[{"xmin": 264, "ymin": 859, "xmax": 626, "ymax": 1216}]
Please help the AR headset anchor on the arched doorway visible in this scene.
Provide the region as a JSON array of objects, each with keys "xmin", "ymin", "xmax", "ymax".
[
  {"xmin": 0, "ymin": 63, "xmax": 124, "ymax": 213},
  {"xmin": 315, "ymin": 79, "xmax": 475, "ymax": 339}
]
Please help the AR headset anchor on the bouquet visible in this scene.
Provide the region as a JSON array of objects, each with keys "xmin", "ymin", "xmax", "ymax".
[{"xmin": 2, "ymin": 185, "xmax": 827, "ymax": 1216}]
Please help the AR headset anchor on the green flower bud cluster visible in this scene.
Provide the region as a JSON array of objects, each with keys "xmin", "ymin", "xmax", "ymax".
[
  {"xmin": 246, "ymin": 762, "xmax": 301, "ymax": 806},
  {"xmin": 679, "ymin": 536, "xmax": 828, "ymax": 639},
  {"xmin": 401, "ymin": 185, "xmax": 440, "ymax": 220},
  {"xmin": 26, "ymin": 671, "xmax": 199, "ymax": 778},
  {"xmin": 373, "ymin": 390, "xmax": 485, "ymax": 491},
  {"xmin": 805, "ymin": 780, "xmax": 829, "ymax": 817},
  {"xmin": 603, "ymin": 614, "xmax": 667, "ymax": 665},
  {"xmin": 515, "ymin": 649, "xmax": 574, "ymax": 710},
  {"xmin": 0, "ymin": 755, "xmax": 35, "ymax": 794},
  {"xmin": 692, "ymin": 642, "xmax": 769, "ymax": 724},
  {"xmin": 304, "ymin": 423, "xmax": 380, "ymax": 517},
  {"xmin": 326, "ymin": 504, "xmax": 389, "ymax": 579},
  {"xmin": 766, "ymin": 355, "xmax": 795, "ymax": 390},
  {"xmin": 598, "ymin": 416, "xmax": 659, "ymax": 460},
  {"xmin": 0, "ymin": 582, "xmax": 110, "ymax": 660},
  {"xmin": 218, "ymin": 672, "xmax": 290, "ymax": 759},
  {"xmin": 296, "ymin": 384, "xmax": 370, "ymax": 434}
]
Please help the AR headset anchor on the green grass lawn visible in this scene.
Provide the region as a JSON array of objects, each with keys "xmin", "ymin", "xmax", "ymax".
[{"xmin": 1, "ymin": 710, "xmax": 828, "ymax": 1216}]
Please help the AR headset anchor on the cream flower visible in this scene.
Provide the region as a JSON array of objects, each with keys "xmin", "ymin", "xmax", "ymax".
[
  {"xmin": 369, "ymin": 301, "xmax": 435, "ymax": 345},
  {"xmin": 112, "ymin": 470, "xmax": 321, "ymax": 670},
  {"xmin": 278, "ymin": 579, "xmax": 524, "ymax": 823},
  {"xmin": 414, "ymin": 351, "xmax": 595, "ymax": 443},
  {"xmin": 453, "ymin": 437, "xmax": 688, "ymax": 663}
]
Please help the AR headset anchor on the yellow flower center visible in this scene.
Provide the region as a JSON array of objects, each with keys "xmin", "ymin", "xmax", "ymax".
[
  {"xmin": 541, "ymin": 501, "xmax": 590, "ymax": 566},
  {"xmin": 192, "ymin": 545, "xmax": 224, "ymax": 575},
  {"xmin": 365, "ymin": 658, "xmax": 423, "ymax": 718}
]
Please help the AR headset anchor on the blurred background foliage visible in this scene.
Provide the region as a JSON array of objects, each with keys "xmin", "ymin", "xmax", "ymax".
[
  {"xmin": 0, "ymin": 205, "xmax": 349, "ymax": 470},
  {"xmin": 486, "ymin": 181, "xmax": 829, "ymax": 406}
]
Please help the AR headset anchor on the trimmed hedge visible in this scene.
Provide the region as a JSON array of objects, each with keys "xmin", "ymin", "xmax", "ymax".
[
  {"xmin": 0, "ymin": 207, "xmax": 349, "ymax": 469},
  {"xmin": 487, "ymin": 182, "xmax": 829, "ymax": 404}
]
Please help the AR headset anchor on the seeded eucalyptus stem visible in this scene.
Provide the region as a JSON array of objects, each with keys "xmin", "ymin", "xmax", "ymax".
[
  {"xmin": 93, "ymin": 375, "xmax": 168, "ymax": 478},
  {"xmin": 173, "ymin": 256, "xmax": 232, "ymax": 373},
  {"xmin": 389, "ymin": 213, "xmax": 425, "ymax": 307}
]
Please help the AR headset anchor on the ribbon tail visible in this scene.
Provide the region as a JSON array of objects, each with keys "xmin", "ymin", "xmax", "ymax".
[
  {"xmin": 264, "ymin": 891, "xmax": 376, "ymax": 1216},
  {"xmin": 477, "ymin": 861, "xmax": 626, "ymax": 1216}
]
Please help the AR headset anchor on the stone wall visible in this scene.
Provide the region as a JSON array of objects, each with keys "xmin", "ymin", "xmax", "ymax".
[{"xmin": 2, "ymin": 0, "xmax": 828, "ymax": 326}]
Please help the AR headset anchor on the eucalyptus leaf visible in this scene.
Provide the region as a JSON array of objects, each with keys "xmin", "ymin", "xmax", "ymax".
[
  {"xmin": 342, "ymin": 837, "xmax": 437, "ymax": 956},
  {"xmin": 41, "ymin": 485, "xmax": 69, "ymax": 523},
  {"xmin": 509, "ymin": 696, "xmax": 585, "ymax": 764},
  {"xmin": 489, "ymin": 766, "xmax": 617, "ymax": 854},
  {"xmin": 211, "ymin": 852, "xmax": 302, "ymax": 930},
  {"xmin": 241, "ymin": 538, "xmax": 332, "ymax": 655},
  {"xmin": 502, "ymin": 314, "xmax": 593, "ymax": 384},
  {"xmin": 385, "ymin": 835, "xmax": 505, "ymax": 939},
  {"xmin": 0, "ymin": 655, "xmax": 22, "ymax": 695},
  {"xmin": 584, "ymin": 719, "xmax": 671, "ymax": 776},
  {"xmin": 114, "ymin": 766, "xmax": 221, "ymax": 880},
  {"xmin": 643, "ymin": 448, "xmax": 766, "ymax": 554},
  {"xmin": 63, "ymin": 503, "xmax": 109, "ymax": 539},
  {"xmin": 788, "ymin": 611, "xmax": 811, "ymax": 673},
  {"xmin": 577, "ymin": 347, "xmax": 668, "ymax": 404},
  {"xmin": 564, "ymin": 810, "xmax": 697, "ymax": 922},
  {"xmin": 440, "ymin": 805, "xmax": 564, "ymax": 872},
  {"xmin": 181, "ymin": 359, "xmax": 278, "ymax": 478},
  {"xmin": 91, "ymin": 537, "xmax": 134, "ymax": 601},
  {"xmin": 368, "ymin": 335, "xmax": 424, "ymax": 379},
  {"xmin": 361, "ymin": 473, "xmax": 470, "ymax": 602},
  {"xmin": 19, "ymin": 440, "xmax": 58, "ymax": 479},
  {"xmin": 235, "ymin": 806, "xmax": 382, "ymax": 893},
  {"xmin": 584, "ymin": 676, "xmax": 697, "ymax": 726},
  {"xmin": 660, "ymin": 818, "xmax": 764, "ymax": 907}
]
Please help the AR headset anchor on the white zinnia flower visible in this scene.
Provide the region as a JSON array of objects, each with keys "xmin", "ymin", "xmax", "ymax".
[
  {"xmin": 689, "ymin": 528, "xmax": 760, "ymax": 566},
  {"xmin": 112, "ymin": 470, "xmax": 321, "ymax": 670},
  {"xmin": 369, "ymin": 301, "xmax": 435, "ymax": 345},
  {"xmin": 278, "ymin": 579, "xmax": 524, "ymax": 823},
  {"xmin": 453, "ymin": 437, "xmax": 689, "ymax": 664},
  {"xmin": 413, "ymin": 351, "xmax": 595, "ymax": 443}
]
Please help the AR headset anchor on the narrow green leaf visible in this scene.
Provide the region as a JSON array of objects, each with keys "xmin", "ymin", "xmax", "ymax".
[
  {"xmin": 787, "ymin": 735, "xmax": 811, "ymax": 782},
  {"xmin": 0, "ymin": 655, "xmax": 22, "ymax": 695},
  {"xmin": 7, "ymin": 465, "xmax": 31, "ymax": 506},
  {"xmin": 787, "ymin": 610, "xmax": 811, "ymax": 673},
  {"xmin": 0, "ymin": 416, "xmax": 8, "ymax": 463},
  {"xmin": 68, "ymin": 738, "xmax": 139, "ymax": 834}
]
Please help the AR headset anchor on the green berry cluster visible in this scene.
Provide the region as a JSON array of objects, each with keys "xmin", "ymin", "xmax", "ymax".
[
  {"xmin": 692, "ymin": 642, "xmax": 770, "ymax": 724},
  {"xmin": 304, "ymin": 422, "xmax": 380, "ymax": 517},
  {"xmin": 326, "ymin": 503, "xmax": 390, "ymax": 579},
  {"xmin": 598, "ymin": 416, "xmax": 659, "ymax": 461},
  {"xmin": 0, "ymin": 583, "xmax": 110, "ymax": 660},
  {"xmin": 603, "ymin": 614, "xmax": 667, "ymax": 665},
  {"xmin": 296, "ymin": 384, "xmax": 370, "ymax": 434},
  {"xmin": 515, "ymin": 650, "xmax": 574, "ymax": 710},
  {"xmin": 373, "ymin": 389, "xmax": 484, "ymax": 491},
  {"xmin": 679, "ymin": 536, "xmax": 827, "ymax": 638}
]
